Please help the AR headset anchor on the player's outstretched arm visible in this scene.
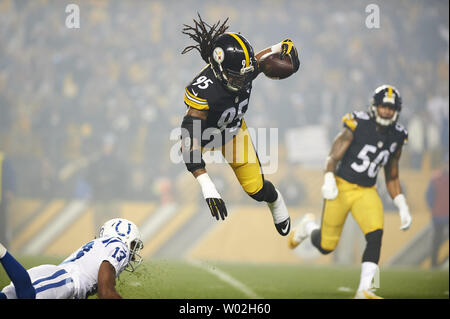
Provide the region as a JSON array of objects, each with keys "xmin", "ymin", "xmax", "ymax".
[
  {"xmin": 181, "ymin": 107, "xmax": 207, "ymax": 175},
  {"xmin": 384, "ymin": 148, "xmax": 412, "ymax": 231},
  {"xmin": 325, "ymin": 128, "xmax": 354, "ymax": 173},
  {"xmin": 321, "ymin": 128, "xmax": 353, "ymax": 200},
  {"xmin": 181, "ymin": 107, "xmax": 228, "ymax": 221},
  {"xmin": 384, "ymin": 148, "xmax": 403, "ymax": 197},
  {"xmin": 97, "ymin": 261, "xmax": 122, "ymax": 299}
]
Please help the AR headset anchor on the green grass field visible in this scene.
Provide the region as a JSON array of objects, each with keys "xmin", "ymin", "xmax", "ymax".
[{"xmin": 0, "ymin": 256, "xmax": 448, "ymax": 299}]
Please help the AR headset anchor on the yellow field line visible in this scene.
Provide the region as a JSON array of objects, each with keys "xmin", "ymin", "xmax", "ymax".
[
  {"xmin": 141, "ymin": 203, "xmax": 196, "ymax": 258},
  {"xmin": 12, "ymin": 200, "xmax": 66, "ymax": 251},
  {"xmin": 42, "ymin": 202, "xmax": 158, "ymax": 257},
  {"xmin": 421, "ymin": 238, "xmax": 448, "ymax": 269},
  {"xmin": 10, "ymin": 198, "xmax": 42, "ymax": 233},
  {"xmin": 120, "ymin": 202, "xmax": 157, "ymax": 226},
  {"xmin": 43, "ymin": 207, "xmax": 94, "ymax": 256}
]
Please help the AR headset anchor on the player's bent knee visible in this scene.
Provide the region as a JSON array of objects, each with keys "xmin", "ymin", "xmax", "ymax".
[
  {"xmin": 249, "ymin": 187, "xmax": 266, "ymax": 202},
  {"xmin": 316, "ymin": 245, "xmax": 333, "ymax": 255},
  {"xmin": 362, "ymin": 229, "xmax": 383, "ymax": 264},
  {"xmin": 318, "ymin": 242, "xmax": 336, "ymax": 255},
  {"xmin": 311, "ymin": 229, "xmax": 334, "ymax": 255},
  {"xmin": 249, "ymin": 180, "xmax": 277, "ymax": 203}
]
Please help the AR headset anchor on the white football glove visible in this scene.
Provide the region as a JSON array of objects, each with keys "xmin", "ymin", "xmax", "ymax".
[
  {"xmin": 321, "ymin": 172, "xmax": 338, "ymax": 200},
  {"xmin": 394, "ymin": 194, "xmax": 412, "ymax": 231}
]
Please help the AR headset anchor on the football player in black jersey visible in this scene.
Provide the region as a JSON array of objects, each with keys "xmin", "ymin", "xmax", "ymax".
[
  {"xmin": 180, "ymin": 14, "xmax": 300, "ymax": 236},
  {"xmin": 288, "ymin": 85, "xmax": 412, "ymax": 299}
]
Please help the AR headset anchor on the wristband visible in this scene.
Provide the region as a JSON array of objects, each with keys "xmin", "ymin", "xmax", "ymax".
[
  {"xmin": 181, "ymin": 115, "xmax": 206, "ymax": 173},
  {"xmin": 324, "ymin": 172, "xmax": 336, "ymax": 184},
  {"xmin": 196, "ymin": 173, "xmax": 221, "ymax": 199},
  {"xmin": 271, "ymin": 42, "xmax": 282, "ymax": 54},
  {"xmin": 393, "ymin": 194, "xmax": 408, "ymax": 210}
]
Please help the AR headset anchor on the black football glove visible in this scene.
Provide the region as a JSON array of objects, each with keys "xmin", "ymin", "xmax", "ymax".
[
  {"xmin": 196, "ymin": 173, "xmax": 228, "ymax": 221},
  {"xmin": 280, "ymin": 38, "xmax": 300, "ymax": 73},
  {"xmin": 206, "ymin": 197, "xmax": 228, "ymax": 221}
]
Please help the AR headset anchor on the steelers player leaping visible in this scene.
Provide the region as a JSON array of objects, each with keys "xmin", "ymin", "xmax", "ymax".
[
  {"xmin": 180, "ymin": 14, "xmax": 300, "ymax": 236},
  {"xmin": 288, "ymin": 85, "xmax": 412, "ymax": 299}
]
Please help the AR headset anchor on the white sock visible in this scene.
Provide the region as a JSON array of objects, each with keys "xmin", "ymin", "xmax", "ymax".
[
  {"xmin": 267, "ymin": 189, "xmax": 289, "ymax": 223},
  {"xmin": 305, "ymin": 220, "xmax": 319, "ymax": 237},
  {"xmin": 0, "ymin": 243, "xmax": 7, "ymax": 259},
  {"xmin": 357, "ymin": 262, "xmax": 378, "ymax": 291}
]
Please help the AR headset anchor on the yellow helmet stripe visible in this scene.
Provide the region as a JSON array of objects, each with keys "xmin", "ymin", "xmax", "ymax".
[
  {"xmin": 227, "ymin": 32, "xmax": 249, "ymax": 67},
  {"xmin": 387, "ymin": 86, "xmax": 393, "ymax": 98}
]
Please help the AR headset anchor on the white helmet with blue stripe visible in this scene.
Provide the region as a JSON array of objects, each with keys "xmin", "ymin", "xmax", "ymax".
[{"xmin": 99, "ymin": 218, "xmax": 144, "ymax": 272}]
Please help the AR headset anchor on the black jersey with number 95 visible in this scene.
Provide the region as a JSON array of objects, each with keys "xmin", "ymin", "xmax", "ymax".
[
  {"xmin": 184, "ymin": 65, "xmax": 253, "ymax": 147},
  {"xmin": 336, "ymin": 111, "xmax": 408, "ymax": 187}
]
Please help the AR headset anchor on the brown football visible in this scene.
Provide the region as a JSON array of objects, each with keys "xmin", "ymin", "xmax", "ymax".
[{"xmin": 259, "ymin": 52, "xmax": 294, "ymax": 79}]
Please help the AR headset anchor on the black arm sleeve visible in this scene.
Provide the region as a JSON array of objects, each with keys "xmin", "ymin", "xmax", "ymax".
[{"xmin": 181, "ymin": 115, "xmax": 206, "ymax": 173}]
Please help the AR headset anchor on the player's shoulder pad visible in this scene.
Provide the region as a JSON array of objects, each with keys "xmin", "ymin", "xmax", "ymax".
[
  {"xmin": 342, "ymin": 111, "xmax": 370, "ymax": 131},
  {"xmin": 184, "ymin": 66, "xmax": 215, "ymax": 111}
]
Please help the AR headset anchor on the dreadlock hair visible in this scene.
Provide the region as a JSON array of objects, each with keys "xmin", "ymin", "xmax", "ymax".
[{"xmin": 181, "ymin": 13, "xmax": 229, "ymax": 64}]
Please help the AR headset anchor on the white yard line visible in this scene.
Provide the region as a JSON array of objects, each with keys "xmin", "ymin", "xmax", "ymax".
[{"xmin": 187, "ymin": 259, "xmax": 263, "ymax": 299}]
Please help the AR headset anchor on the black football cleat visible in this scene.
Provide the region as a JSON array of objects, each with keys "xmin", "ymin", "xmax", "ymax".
[{"xmin": 275, "ymin": 217, "xmax": 291, "ymax": 236}]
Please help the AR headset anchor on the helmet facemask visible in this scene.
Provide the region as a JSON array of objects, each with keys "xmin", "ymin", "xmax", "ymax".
[
  {"xmin": 125, "ymin": 239, "xmax": 144, "ymax": 272},
  {"xmin": 370, "ymin": 104, "xmax": 400, "ymax": 126},
  {"xmin": 224, "ymin": 60, "xmax": 255, "ymax": 92}
]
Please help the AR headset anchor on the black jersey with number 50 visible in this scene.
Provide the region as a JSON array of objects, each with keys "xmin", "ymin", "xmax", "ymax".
[
  {"xmin": 336, "ymin": 111, "xmax": 408, "ymax": 187},
  {"xmin": 184, "ymin": 65, "xmax": 253, "ymax": 147}
]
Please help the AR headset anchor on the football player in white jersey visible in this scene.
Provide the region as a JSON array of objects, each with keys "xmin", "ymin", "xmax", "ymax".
[{"xmin": 0, "ymin": 218, "xmax": 143, "ymax": 299}]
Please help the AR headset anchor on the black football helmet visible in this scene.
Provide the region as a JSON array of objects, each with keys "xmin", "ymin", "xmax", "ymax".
[
  {"xmin": 369, "ymin": 84, "xmax": 402, "ymax": 126},
  {"xmin": 209, "ymin": 32, "xmax": 258, "ymax": 92}
]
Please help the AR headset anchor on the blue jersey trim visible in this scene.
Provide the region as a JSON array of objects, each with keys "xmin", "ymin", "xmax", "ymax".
[
  {"xmin": 35, "ymin": 278, "xmax": 74, "ymax": 294},
  {"xmin": 32, "ymin": 269, "xmax": 67, "ymax": 286}
]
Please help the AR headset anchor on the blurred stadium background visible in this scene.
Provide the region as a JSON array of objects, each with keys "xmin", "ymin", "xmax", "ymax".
[{"xmin": 0, "ymin": 0, "xmax": 448, "ymax": 280}]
